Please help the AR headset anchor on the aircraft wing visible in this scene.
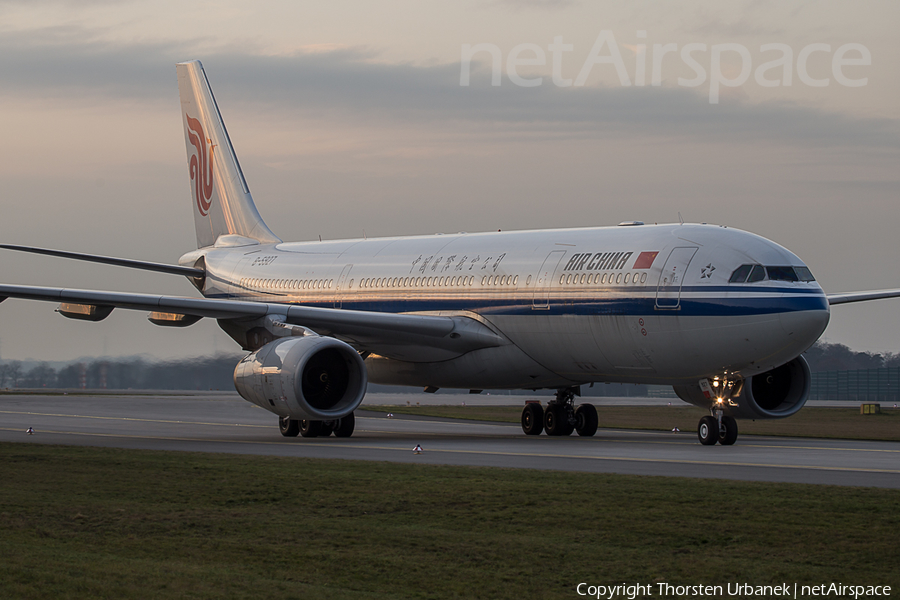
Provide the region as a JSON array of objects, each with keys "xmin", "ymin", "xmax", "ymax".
[
  {"xmin": 0, "ymin": 244, "xmax": 204, "ymax": 278},
  {"xmin": 827, "ymin": 289, "xmax": 900, "ymax": 305},
  {"xmin": 0, "ymin": 284, "xmax": 506, "ymax": 361}
]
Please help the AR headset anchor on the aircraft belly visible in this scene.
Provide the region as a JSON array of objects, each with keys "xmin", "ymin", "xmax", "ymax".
[
  {"xmin": 365, "ymin": 343, "xmax": 573, "ymax": 390},
  {"xmin": 485, "ymin": 312, "xmax": 820, "ymax": 385},
  {"xmin": 487, "ymin": 315, "xmax": 616, "ymax": 380}
]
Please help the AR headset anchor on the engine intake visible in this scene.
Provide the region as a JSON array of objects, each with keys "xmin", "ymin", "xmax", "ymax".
[
  {"xmin": 673, "ymin": 355, "xmax": 810, "ymax": 420},
  {"xmin": 234, "ymin": 336, "xmax": 367, "ymax": 420}
]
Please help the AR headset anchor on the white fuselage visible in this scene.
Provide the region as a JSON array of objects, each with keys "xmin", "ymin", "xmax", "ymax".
[{"xmin": 193, "ymin": 223, "xmax": 830, "ymax": 390}]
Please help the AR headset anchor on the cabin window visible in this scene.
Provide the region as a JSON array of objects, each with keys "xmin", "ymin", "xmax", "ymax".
[
  {"xmin": 616, "ymin": 273, "xmax": 622, "ymax": 284},
  {"xmin": 348, "ymin": 279, "xmax": 354, "ymax": 288},
  {"xmin": 624, "ymin": 273, "xmax": 630, "ymax": 284},
  {"xmin": 513, "ymin": 275, "xmax": 518, "ymax": 286},
  {"xmin": 640, "ymin": 273, "xmax": 647, "ymax": 284}
]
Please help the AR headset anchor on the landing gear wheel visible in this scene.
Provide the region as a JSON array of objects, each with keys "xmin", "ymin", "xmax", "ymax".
[
  {"xmin": 299, "ymin": 420, "xmax": 323, "ymax": 438},
  {"xmin": 521, "ymin": 403, "xmax": 544, "ymax": 435},
  {"xmin": 574, "ymin": 404, "xmax": 598, "ymax": 437},
  {"xmin": 319, "ymin": 421, "xmax": 335, "ymax": 437},
  {"xmin": 718, "ymin": 416, "xmax": 738, "ymax": 445},
  {"xmin": 333, "ymin": 412, "xmax": 355, "ymax": 438},
  {"xmin": 698, "ymin": 415, "xmax": 718, "ymax": 445},
  {"xmin": 544, "ymin": 404, "xmax": 571, "ymax": 436},
  {"xmin": 278, "ymin": 416, "xmax": 300, "ymax": 437}
]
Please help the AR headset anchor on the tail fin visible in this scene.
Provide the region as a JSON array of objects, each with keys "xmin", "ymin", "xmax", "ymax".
[{"xmin": 176, "ymin": 60, "xmax": 281, "ymax": 249}]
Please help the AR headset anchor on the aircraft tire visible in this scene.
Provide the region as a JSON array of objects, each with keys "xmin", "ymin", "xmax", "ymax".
[
  {"xmin": 698, "ymin": 416, "xmax": 718, "ymax": 445},
  {"xmin": 279, "ymin": 416, "xmax": 300, "ymax": 437},
  {"xmin": 521, "ymin": 403, "xmax": 544, "ymax": 435},
  {"xmin": 575, "ymin": 404, "xmax": 598, "ymax": 437},
  {"xmin": 299, "ymin": 419, "xmax": 323, "ymax": 438},
  {"xmin": 544, "ymin": 404, "xmax": 569, "ymax": 436},
  {"xmin": 718, "ymin": 416, "xmax": 738, "ymax": 445},
  {"xmin": 333, "ymin": 412, "xmax": 355, "ymax": 438}
]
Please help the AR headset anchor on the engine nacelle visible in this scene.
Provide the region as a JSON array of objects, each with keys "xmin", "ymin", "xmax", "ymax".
[
  {"xmin": 234, "ymin": 336, "xmax": 367, "ymax": 420},
  {"xmin": 673, "ymin": 355, "xmax": 811, "ymax": 420}
]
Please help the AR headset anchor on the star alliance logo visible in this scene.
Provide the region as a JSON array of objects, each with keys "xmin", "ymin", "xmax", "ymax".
[{"xmin": 700, "ymin": 263, "xmax": 716, "ymax": 279}]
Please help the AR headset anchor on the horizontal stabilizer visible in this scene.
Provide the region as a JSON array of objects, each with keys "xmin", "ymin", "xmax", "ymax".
[{"xmin": 0, "ymin": 244, "xmax": 204, "ymax": 278}]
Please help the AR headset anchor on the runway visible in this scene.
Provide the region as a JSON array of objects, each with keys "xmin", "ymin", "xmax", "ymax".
[{"xmin": 1, "ymin": 392, "xmax": 898, "ymax": 489}]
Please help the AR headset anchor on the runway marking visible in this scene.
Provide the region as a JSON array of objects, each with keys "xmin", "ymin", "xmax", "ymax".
[
  {"xmin": 0, "ymin": 410, "xmax": 270, "ymax": 429},
  {"xmin": 3, "ymin": 427, "xmax": 899, "ymax": 477},
  {"xmin": 5, "ymin": 409, "xmax": 900, "ymax": 455}
]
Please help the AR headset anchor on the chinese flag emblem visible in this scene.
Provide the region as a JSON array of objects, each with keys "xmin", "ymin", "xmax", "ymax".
[{"xmin": 633, "ymin": 251, "xmax": 659, "ymax": 269}]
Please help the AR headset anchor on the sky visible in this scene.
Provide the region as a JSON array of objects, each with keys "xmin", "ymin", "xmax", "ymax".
[{"xmin": 0, "ymin": 0, "xmax": 898, "ymax": 362}]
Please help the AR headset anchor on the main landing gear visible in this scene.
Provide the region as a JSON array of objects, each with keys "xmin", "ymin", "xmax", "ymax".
[
  {"xmin": 521, "ymin": 387, "xmax": 598, "ymax": 437},
  {"xmin": 279, "ymin": 412, "xmax": 356, "ymax": 438},
  {"xmin": 697, "ymin": 410, "xmax": 738, "ymax": 446}
]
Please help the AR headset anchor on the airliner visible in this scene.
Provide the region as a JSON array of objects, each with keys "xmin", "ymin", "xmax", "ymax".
[{"xmin": 1, "ymin": 60, "xmax": 896, "ymax": 445}]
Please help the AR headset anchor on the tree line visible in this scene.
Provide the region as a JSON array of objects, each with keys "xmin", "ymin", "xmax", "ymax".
[
  {"xmin": 0, "ymin": 341, "xmax": 895, "ymax": 391},
  {"xmin": 0, "ymin": 355, "xmax": 244, "ymax": 390}
]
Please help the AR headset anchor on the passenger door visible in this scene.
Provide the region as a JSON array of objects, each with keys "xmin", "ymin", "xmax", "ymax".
[{"xmin": 655, "ymin": 247, "xmax": 697, "ymax": 309}]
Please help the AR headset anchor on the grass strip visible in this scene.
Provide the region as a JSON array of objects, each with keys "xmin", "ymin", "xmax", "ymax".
[
  {"xmin": 363, "ymin": 405, "xmax": 900, "ymax": 441},
  {"xmin": 1, "ymin": 443, "xmax": 898, "ymax": 599}
]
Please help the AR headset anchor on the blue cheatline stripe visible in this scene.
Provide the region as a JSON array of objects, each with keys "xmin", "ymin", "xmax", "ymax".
[{"xmin": 207, "ymin": 291, "xmax": 829, "ymax": 317}]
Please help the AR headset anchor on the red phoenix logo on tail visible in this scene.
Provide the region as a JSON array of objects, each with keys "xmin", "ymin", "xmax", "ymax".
[{"xmin": 186, "ymin": 114, "xmax": 215, "ymax": 216}]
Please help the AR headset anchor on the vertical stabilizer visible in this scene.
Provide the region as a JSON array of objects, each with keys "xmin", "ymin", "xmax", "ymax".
[{"xmin": 176, "ymin": 60, "xmax": 281, "ymax": 249}]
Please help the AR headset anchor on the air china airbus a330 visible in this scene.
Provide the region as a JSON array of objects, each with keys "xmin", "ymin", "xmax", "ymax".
[{"xmin": 1, "ymin": 61, "xmax": 897, "ymax": 445}]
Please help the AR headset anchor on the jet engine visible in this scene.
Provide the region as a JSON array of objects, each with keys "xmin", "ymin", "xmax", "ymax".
[
  {"xmin": 233, "ymin": 336, "xmax": 367, "ymax": 420},
  {"xmin": 673, "ymin": 355, "xmax": 811, "ymax": 419}
]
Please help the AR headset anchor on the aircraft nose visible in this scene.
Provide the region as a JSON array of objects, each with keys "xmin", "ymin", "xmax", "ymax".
[{"xmin": 779, "ymin": 297, "xmax": 830, "ymax": 350}]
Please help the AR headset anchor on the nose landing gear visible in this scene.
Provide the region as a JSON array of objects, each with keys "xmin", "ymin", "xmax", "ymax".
[
  {"xmin": 697, "ymin": 405, "xmax": 739, "ymax": 446},
  {"xmin": 695, "ymin": 377, "xmax": 741, "ymax": 446}
]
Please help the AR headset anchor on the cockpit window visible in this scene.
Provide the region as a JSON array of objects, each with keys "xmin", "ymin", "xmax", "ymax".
[
  {"xmin": 794, "ymin": 266, "xmax": 815, "ymax": 282},
  {"xmin": 766, "ymin": 266, "xmax": 799, "ymax": 282},
  {"xmin": 747, "ymin": 265, "xmax": 766, "ymax": 283},
  {"xmin": 729, "ymin": 264, "xmax": 752, "ymax": 283},
  {"xmin": 729, "ymin": 264, "xmax": 815, "ymax": 283}
]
